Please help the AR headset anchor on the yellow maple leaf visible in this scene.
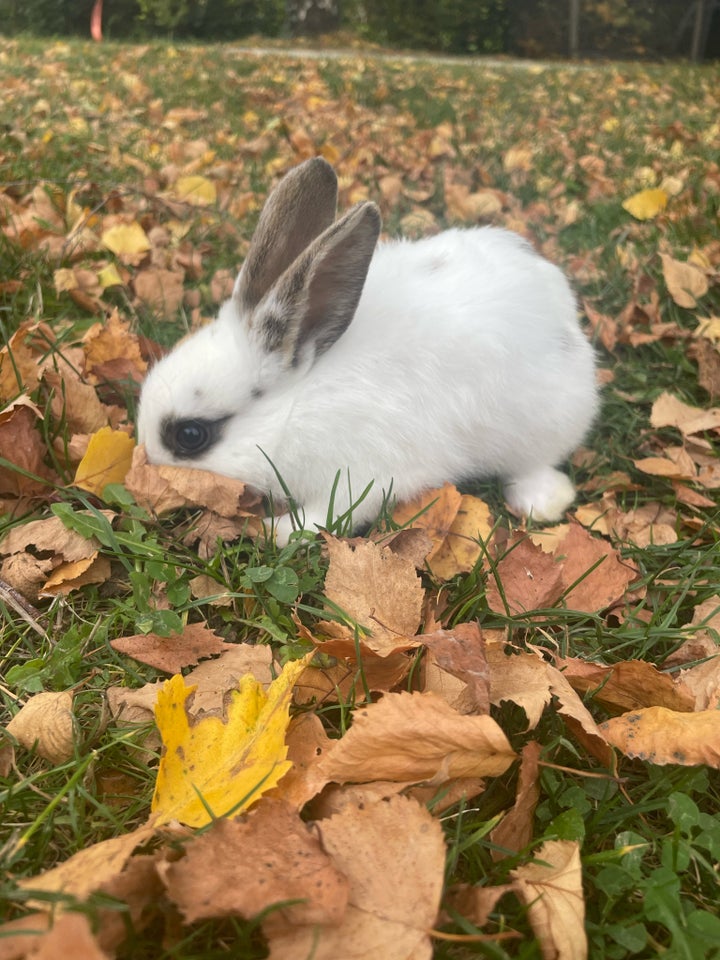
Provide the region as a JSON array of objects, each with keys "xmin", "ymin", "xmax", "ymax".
[
  {"xmin": 101, "ymin": 221, "xmax": 151, "ymax": 259},
  {"xmin": 173, "ymin": 175, "xmax": 217, "ymax": 207},
  {"xmin": 74, "ymin": 426, "xmax": 136, "ymax": 496},
  {"xmin": 621, "ymin": 188, "xmax": 668, "ymax": 221},
  {"xmin": 151, "ymin": 656, "xmax": 311, "ymax": 827}
]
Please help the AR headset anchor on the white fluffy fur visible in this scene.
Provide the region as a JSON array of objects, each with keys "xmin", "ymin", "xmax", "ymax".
[{"xmin": 138, "ymin": 221, "xmax": 597, "ymax": 541}]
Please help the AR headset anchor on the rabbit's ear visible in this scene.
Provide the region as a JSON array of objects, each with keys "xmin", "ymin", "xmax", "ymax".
[
  {"xmin": 253, "ymin": 201, "xmax": 381, "ymax": 365},
  {"xmin": 234, "ymin": 157, "xmax": 338, "ymax": 311}
]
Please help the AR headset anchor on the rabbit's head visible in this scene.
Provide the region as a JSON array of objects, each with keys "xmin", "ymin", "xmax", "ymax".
[{"xmin": 137, "ymin": 158, "xmax": 381, "ymax": 489}]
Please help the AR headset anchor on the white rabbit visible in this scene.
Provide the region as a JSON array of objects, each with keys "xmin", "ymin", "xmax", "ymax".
[{"xmin": 137, "ymin": 157, "xmax": 598, "ymax": 544}]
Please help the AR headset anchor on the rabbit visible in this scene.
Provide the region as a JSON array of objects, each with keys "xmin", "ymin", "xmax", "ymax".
[{"xmin": 137, "ymin": 157, "xmax": 598, "ymax": 546}]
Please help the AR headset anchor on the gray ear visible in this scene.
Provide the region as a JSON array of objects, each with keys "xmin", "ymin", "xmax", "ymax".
[
  {"xmin": 234, "ymin": 157, "xmax": 338, "ymax": 311},
  {"xmin": 252, "ymin": 202, "xmax": 382, "ymax": 365}
]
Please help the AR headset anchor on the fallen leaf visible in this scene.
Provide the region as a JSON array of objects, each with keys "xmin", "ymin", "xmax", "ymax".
[
  {"xmin": 19, "ymin": 823, "xmax": 155, "ymax": 903},
  {"xmin": 125, "ymin": 443, "xmax": 262, "ymax": 518},
  {"xmin": 486, "ymin": 534, "xmax": 565, "ymax": 614},
  {"xmin": 660, "ymin": 253, "xmax": 709, "ymax": 308},
  {"xmin": 420, "ymin": 622, "xmax": 490, "ymax": 715},
  {"xmin": 172, "ymin": 175, "xmax": 217, "ymax": 206},
  {"xmin": 600, "ymin": 707, "xmax": 720, "ymax": 766},
  {"xmin": 622, "ymin": 187, "xmax": 668, "ymax": 220},
  {"xmin": 151, "ymin": 655, "xmax": 310, "ymax": 826},
  {"xmin": 320, "ymin": 536, "xmax": 424, "ymax": 656},
  {"xmin": 101, "ymin": 221, "xmax": 151, "ymax": 263},
  {"xmin": 490, "ymin": 741, "xmax": 542, "ymax": 859},
  {"xmin": 110, "ymin": 623, "xmax": 235, "ymax": 673},
  {"xmin": 319, "ymin": 690, "xmax": 517, "ymax": 784},
  {"xmin": 161, "ymin": 799, "xmax": 348, "ymax": 925},
  {"xmin": 32, "ymin": 912, "xmax": 110, "ymax": 960},
  {"xmin": 511, "ymin": 840, "xmax": 587, "ymax": 960},
  {"xmin": 6, "ymin": 691, "xmax": 74, "ymax": 764},
  {"xmin": 265, "ymin": 794, "xmax": 445, "ymax": 960},
  {"xmin": 649, "ymin": 391, "xmax": 720, "ymax": 436},
  {"xmin": 427, "ymin": 494, "xmax": 493, "ymax": 580},
  {"xmin": 74, "ymin": 426, "xmax": 135, "ymax": 496},
  {"xmin": 133, "ymin": 267, "xmax": 185, "ymax": 317},
  {"xmin": 557, "ymin": 657, "xmax": 695, "ymax": 714}
]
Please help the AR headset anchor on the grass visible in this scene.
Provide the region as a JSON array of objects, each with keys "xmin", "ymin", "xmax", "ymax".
[{"xmin": 1, "ymin": 33, "xmax": 720, "ymax": 958}]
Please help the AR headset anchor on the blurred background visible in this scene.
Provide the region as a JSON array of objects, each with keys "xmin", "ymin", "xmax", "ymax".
[{"xmin": 0, "ymin": 0, "xmax": 718, "ymax": 61}]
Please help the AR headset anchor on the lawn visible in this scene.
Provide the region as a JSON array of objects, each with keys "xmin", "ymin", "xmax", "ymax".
[{"xmin": 1, "ymin": 35, "xmax": 719, "ymax": 959}]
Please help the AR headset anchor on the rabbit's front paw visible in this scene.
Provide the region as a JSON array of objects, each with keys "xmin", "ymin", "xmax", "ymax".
[{"xmin": 504, "ymin": 467, "xmax": 576, "ymax": 522}]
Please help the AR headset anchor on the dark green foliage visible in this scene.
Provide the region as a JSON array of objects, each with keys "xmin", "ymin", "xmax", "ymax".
[{"xmin": 350, "ymin": 0, "xmax": 509, "ymax": 54}]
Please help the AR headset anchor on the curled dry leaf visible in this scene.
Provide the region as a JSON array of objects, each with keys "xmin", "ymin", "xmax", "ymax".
[
  {"xmin": 161, "ymin": 799, "xmax": 348, "ymax": 926},
  {"xmin": 6, "ymin": 691, "xmax": 75, "ymax": 764},
  {"xmin": 125, "ymin": 443, "xmax": 262, "ymax": 519},
  {"xmin": 556, "ymin": 657, "xmax": 696, "ymax": 714},
  {"xmin": 600, "ymin": 707, "xmax": 720, "ymax": 767},
  {"xmin": 490, "ymin": 740, "xmax": 542, "ymax": 860},
  {"xmin": 319, "ymin": 690, "xmax": 517, "ymax": 785},
  {"xmin": 265, "ymin": 794, "xmax": 446, "ymax": 960},
  {"xmin": 511, "ymin": 840, "xmax": 586, "ymax": 960}
]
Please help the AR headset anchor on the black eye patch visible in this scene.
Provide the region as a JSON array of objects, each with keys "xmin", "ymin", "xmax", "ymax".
[{"xmin": 160, "ymin": 416, "xmax": 229, "ymax": 459}]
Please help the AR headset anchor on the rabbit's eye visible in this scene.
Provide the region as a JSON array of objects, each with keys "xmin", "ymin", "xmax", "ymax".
[
  {"xmin": 161, "ymin": 417, "xmax": 225, "ymax": 458},
  {"xmin": 175, "ymin": 420, "xmax": 210, "ymax": 452}
]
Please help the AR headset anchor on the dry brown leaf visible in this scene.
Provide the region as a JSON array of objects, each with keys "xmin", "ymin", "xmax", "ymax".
[
  {"xmin": 6, "ymin": 691, "xmax": 74, "ymax": 764},
  {"xmin": 110, "ymin": 623, "xmax": 235, "ymax": 673},
  {"xmin": 265, "ymin": 794, "xmax": 445, "ymax": 960},
  {"xmin": 486, "ymin": 534, "xmax": 565, "ymax": 614},
  {"xmin": 183, "ymin": 643, "xmax": 274, "ymax": 716},
  {"xmin": 660, "ymin": 253, "xmax": 709, "ymax": 308},
  {"xmin": 320, "ymin": 536, "xmax": 424, "ymax": 656},
  {"xmin": 0, "ymin": 400, "xmax": 56, "ymax": 498},
  {"xmin": 487, "ymin": 644, "xmax": 611, "ymax": 763},
  {"xmin": 41, "ymin": 555, "xmax": 112, "ymax": 596},
  {"xmin": 650, "ymin": 391, "xmax": 720, "ymax": 436},
  {"xmin": 490, "ymin": 741, "xmax": 542, "ymax": 860},
  {"xmin": 427, "ymin": 494, "xmax": 494, "ymax": 580},
  {"xmin": 393, "ymin": 482, "xmax": 463, "ymax": 559},
  {"xmin": 554, "ymin": 523, "xmax": 637, "ymax": 613},
  {"xmin": 19, "ymin": 823, "xmax": 155, "ymax": 905},
  {"xmin": 511, "ymin": 840, "xmax": 586, "ymax": 960},
  {"xmin": 125, "ymin": 443, "xmax": 262, "ymax": 518},
  {"xmin": 33, "ymin": 913, "xmax": 110, "ymax": 960},
  {"xmin": 679, "ymin": 657, "xmax": 720, "ymax": 711},
  {"xmin": 133, "ymin": 267, "xmax": 185, "ymax": 318},
  {"xmin": 268, "ymin": 712, "xmax": 333, "ymax": 809},
  {"xmin": 600, "ymin": 707, "xmax": 720, "ymax": 766},
  {"xmin": 161, "ymin": 799, "xmax": 349, "ymax": 925},
  {"xmin": 444, "ymin": 883, "xmax": 514, "ymax": 931},
  {"xmin": 319, "ymin": 690, "xmax": 517, "ymax": 784},
  {"xmin": 294, "ymin": 652, "xmax": 412, "ymax": 705},
  {"xmin": 557, "ymin": 657, "xmax": 696, "ymax": 714},
  {"xmin": 82, "ymin": 310, "xmax": 147, "ymax": 386},
  {"xmin": 689, "ymin": 336, "xmax": 720, "ymax": 400},
  {"xmin": 420, "ymin": 622, "xmax": 490, "ymax": 714}
]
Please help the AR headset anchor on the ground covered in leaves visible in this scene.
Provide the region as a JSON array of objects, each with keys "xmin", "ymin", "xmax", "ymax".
[{"xmin": 1, "ymin": 35, "xmax": 720, "ymax": 960}]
